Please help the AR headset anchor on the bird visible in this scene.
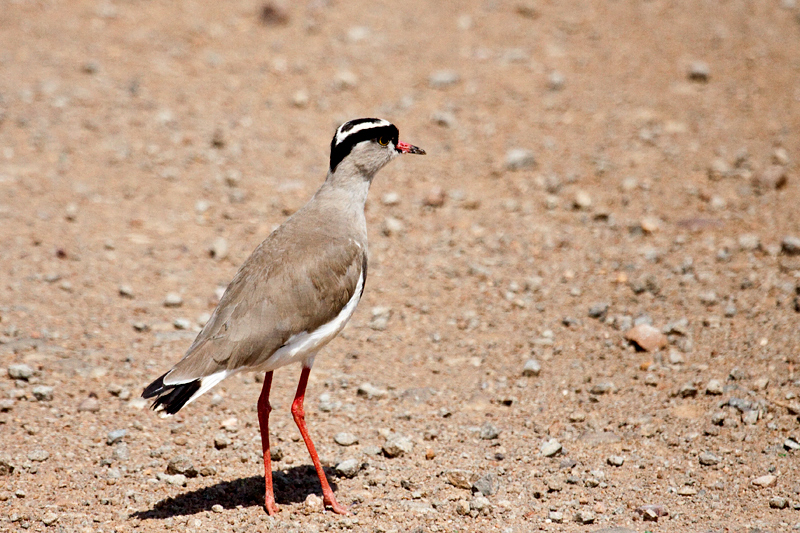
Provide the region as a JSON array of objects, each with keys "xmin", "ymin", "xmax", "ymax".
[{"xmin": 141, "ymin": 118, "xmax": 425, "ymax": 515}]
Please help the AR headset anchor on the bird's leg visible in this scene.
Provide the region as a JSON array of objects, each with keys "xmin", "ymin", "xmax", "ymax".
[
  {"xmin": 291, "ymin": 366, "xmax": 348, "ymax": 515},
  {"xmin": 257, "ymin": 371, "xmax": 279, "ymax": 515}
]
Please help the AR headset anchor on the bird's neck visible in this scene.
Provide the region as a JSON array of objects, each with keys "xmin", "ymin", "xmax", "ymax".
[{"xmin": 318, "ymin": 166, "xmax": 373, "ymax": 213}]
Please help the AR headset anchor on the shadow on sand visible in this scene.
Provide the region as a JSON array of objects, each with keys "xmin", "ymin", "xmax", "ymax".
[{"xmin": 130, "ymin": 465, "xmax": 340, "ymax": 520}]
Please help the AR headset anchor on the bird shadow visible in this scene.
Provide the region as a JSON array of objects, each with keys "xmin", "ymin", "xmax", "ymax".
[{"xmin": 130, "ymin": 465, "xmax": 339, "ymax": 520}]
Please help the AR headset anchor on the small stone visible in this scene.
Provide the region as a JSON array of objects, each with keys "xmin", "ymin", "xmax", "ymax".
[
  {"xmin": 625, "ymin": 324, "xmax": 668, "ymax": 352},
  {"xmin": 211, "ymin": 504, "xmax": 224, "ymax": 513},
  {"xmin": 784, "ymin": 437, "xmax": 800, "ymax": 451},
  {"xmin": 547, "ymin": 70, "xmax": 565, "ymax": 91},
  {"xmin": 574, "ymin": 510, "xmax": 596, "ymax": 524},
  {"xmin": 381, "ymin": 192, "xmax": 400, "ymax": 206},
  {"xmin": 782, "ymin": 236, "xmax": 800, "ymax": 256},
  {"xmin": 753, "ymin": 165, "xmax": 788, "ymax": 192},
  {"xmin": 741, "ymin": 410, "xmax": 759, "ymax": 425},
  {"xmin": 699, "ymin": 291, "xmax": 718, "ymax": 305},
  {"xmin": 41, "ymin": 512, "xmax": 58, "ymax": 526},
  {"xmin": 636, "ymin": 504, "xmax": 668, "ymax": 522},
  {"xmin": 0, "ymin": 399, "xmax": 13, "ymax": 412},
  {"xmin": 738, "ymin": 234, "xmax": 761, "ymax": 251},
  {"xmin": 773, "ymin": 146, "xmax": 790, "ymax": 165},
  {"xmin": 505, "ymin": 148, "xmax": 536, "ymax": 171},
  {"xmin": 522, "ymin": 358, "xmax": 541, "ymax": 377},
  {"xmin": 679, "ymin": 383, "xmax": 698, "ymax": 398},
  {"xmin": 357, "ymin": 382, "xmax": 388, "ymax": 399},
  {"xmin": 751, "ymin": 474, "xmax": 777, "ymax": 488},
  {"xmin": 470, "ymin": 495, "xmax": 491, "ymax": 513},
  {"xmin": 270, "ymin": 447, "xmax": 283, "ymax": 462},
  {"xmin": 573, "ymin": 190, "xmax": 592, "ymax": 209},
  {"xmin": 705, "ymin": 379, "xmax": 723, "ymax": 395},
  {"xmin": 677, "ymin": 486, "xmax": 697, "ymax": 496},
  {"xmin": 590, "ymin": 382, "xmax": 614, "ymax": 395},
  {"xmin": 423, "ymin": 186, "xmax": 446, "ymax": 207},
  {"xmin": 8, "ymin": 364, "xmax": 34, "ymax": 380},
  {"xmin": 479, "ymin": 422, "xmax": 500, "ymax": 440},
  {"xmin": 27, "ymin": 449, "xmax": 49, "ymax": 462},
  {"xmin": 0, "ymin": 455, "xmax": 14, "ymax": 475},
  {"xmin": 158, "ymin": 472, "xmax": 187, "ymax": 486},
  {"xmin": 454, "ymin": 499, "xmax": 471, "ymax": 515},
  {"xmin": 335, "ymin": 458, "xmax": 361, "ymax": 478},
  {"xmin": 78, "ymin": 397, "xmax": 101, "ymax": 412},
  {"xmin": 334, "ymin": 70, "xmax": 358, "ymax": 90},
  {"xmin": 472, "ymin": 472, "xmax": 498, "ymax": 496},
  {"xmin": 334, "ymin": 432, "xmax": 358, "ymax": 446},
  {"xmin": 640, "ymin": 216, "xmax": 661, "ymax": 233},
  {"xmin": 769, "ymin": 496, "xmax": 789, "ymax": 509},
  {"xmin": 112, "ymin": 443, "xmax": 130, "ymax": 461},
  {"xmin": 446, "ymin": 469, "xmax": 474, "ymax": 490},
  {"xmin": 209, "ymin": 237, "xmax": 228, "ymax": 261},
  {"xmin": 31, "ymin": 386, "xmax": 53, "ymax": 402},
  {"xmin": 106, "ymin": 429, "xmax": 127, "ymax": 445},
  {"xmin": 688, "ymin": 61, "xmax": 710, "ymax": 82},
  {"xmin": 540, "ymin": 439, "xmax": 563, "ymax": 457},
  {"xmin": 383, "ymin": 435, "xmax": 414, "ymax": 458},
  {"xmin": 699, "ymin": 451, "xmax": 720, "ymax": 466},
  {"xmin": 724, "ymin": 304, "xmax": 737, "ymax": 317},
  {"xmin": 291, "ymin": 89, "xmax": 309, "ymax": 108},
  {"xmin": 166, "ymin": 455, "xmax": 197, "ymax": 478},
  {"xmin": 431, "ymin": 110, "xmax": 457, "ymax": 128},
  {"xmin": 173, "ymin": 318, "xmax": 191, "ymax": 330},
  {"xmin": 428, "ymin": 70, "xmax": 460, "ymax": 89},
  {"xmin": 588, "ymin": 302, "xmax": 609, "ymax": 319},
  {"xmin": 607, "ymin": 455, "xmax": 624, "ymax": 467},
  {"xmin": 163, "ymin": 293, "xmax": 183, "ymax": 307},
  {"xmin": 213, "ymin": 433, "xmax": 231, "ymax": 450}
]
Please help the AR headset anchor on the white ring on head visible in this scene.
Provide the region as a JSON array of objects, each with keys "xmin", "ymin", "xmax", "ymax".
[{"xmin": 335, "ymin": 119, "xmax": 393, "ymax": 146}]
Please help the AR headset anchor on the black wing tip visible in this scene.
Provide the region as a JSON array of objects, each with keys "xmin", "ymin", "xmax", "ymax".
[{"xmin": 142, "ymin": 373, "xmax": 201, "ymax": 415}]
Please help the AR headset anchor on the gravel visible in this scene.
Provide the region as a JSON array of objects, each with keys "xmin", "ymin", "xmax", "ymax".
[
  {"xmin": 166, "ymin": 455, "xmax": 197, "ymax": 478},
  {"xmin": 782, "ymin": 236, "xmax": 800, "ymax": 256},
  {"xmin": 106, "ymin": 429, "xmax": 127, "ymax": 445},
  {"xmin": 540, "ymin": 439, "xmax": 563, "ymax": 457},
  {"xmin": 522, "ymin": 358, "xmax": 541, "ymax": 377},
  {"xmin": 445, "ymin": 469, "xmax": 474, "ymax": 490},
  {"xmin": 698, "ymin": 451, "xmax": 720, "ymax": 465},
  {"xmin": 7, "ymin": 364, "xmax": 34, "ymax": 380},
  {"xmin": 504, "ymin": 149, "xmax": 536, "ymax": 170},
  {"xmin": 27, "ymin": 449, "xmax": 49, "ymax": 462},
  {"xmin": 31, "ymin": 386, "xmax": 53, "ymax": 401},
  {"xmin": 382, "ymin": 435, "xmax": 414, "ymax": 458},
  {"xmin": 752, "ymin": 474, "xmax": 777, "ymax": 488},
  {"xmin": 479, "ymin": 422, "xmax": 500, "ymax": 440},
  {"xmin": 333, "ymin": 432, "xmax": 359, "ymax": 446},
  {"xmin": 334, "ymin": 458, "xmax": 361, "ymax": 478}
]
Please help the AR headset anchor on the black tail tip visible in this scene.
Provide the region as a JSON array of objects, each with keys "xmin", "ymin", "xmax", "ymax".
[{"xmin": 142, "ymin": 373, "xmax": 201, "ymax": 415}]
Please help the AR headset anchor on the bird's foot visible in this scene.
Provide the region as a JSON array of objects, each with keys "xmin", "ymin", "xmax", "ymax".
[
  {"xmin": 324, "ymin": 496, "xmax": 349, "ymax": 515},
  {"xmin": 264, "ymin": 497, "xmax": 280, "ymax": 516}
]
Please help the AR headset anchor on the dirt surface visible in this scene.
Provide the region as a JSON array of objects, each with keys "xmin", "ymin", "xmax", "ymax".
[{"xmin": 2, "ymin": 0, "xmax": 800, "ymax": 531}]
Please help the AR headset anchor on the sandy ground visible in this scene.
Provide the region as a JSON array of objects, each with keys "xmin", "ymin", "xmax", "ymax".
[{"xmin": 1, "ymin": 0, "xmax": 800, "ymax": 532}]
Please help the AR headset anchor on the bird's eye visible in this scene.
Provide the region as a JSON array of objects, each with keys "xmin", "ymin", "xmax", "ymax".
[{"xmin": 377, "ymin": 137, "xmax": 389, "ymax": 146}]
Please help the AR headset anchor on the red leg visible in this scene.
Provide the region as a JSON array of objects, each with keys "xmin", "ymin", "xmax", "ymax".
[
  {"xmin": 257, "ymin": 371, "xmax": 279, "ymax": 515},
  {"xmin": 291, "ymin": 366, "xmax": 348, "ymax": 515}
]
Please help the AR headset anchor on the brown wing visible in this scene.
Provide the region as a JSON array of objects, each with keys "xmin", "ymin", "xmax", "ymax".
[{"xmin": 163, "ymin": 226, "xmax": 365, "ymax": 385}]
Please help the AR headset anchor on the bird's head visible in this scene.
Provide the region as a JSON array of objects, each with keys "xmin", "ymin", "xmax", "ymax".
[{"xmin": 329, "ymin": 118, "xmax": 425, "ymax": 179}]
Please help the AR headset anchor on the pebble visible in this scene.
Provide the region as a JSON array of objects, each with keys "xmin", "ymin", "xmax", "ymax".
[
  {"xmin": 573, "ymin": 190, "xmax": 592, "ymax": 210},
  {"xmin": 738, "ymin": 234, "xmax": 761, "ymax": 251},
  {"xmin": 291, "ymin": 89, "xmax": 309, "ymax": 108},
  {"xmin": 454, "ymin": 499, "xmax": 471, "ymax": 515},
  {"xmin": 173, "ymin": 318, "xmax": 191, "ymax": 330},
  {"xmin": 782, "ymin": 236, "xmax": 800, "ymax": 256},
  {"xmin": 78, "ymin": 397, "xmax": 101, "ymax": 412},
  {"xmin": 381, "ymin": 192, "xmax": 400, "ymax": 206},
  {"xmin": 383, "ymin": 435, "xmax": 414, "ymax": 458},
  {"xmin": 166, "ymin": 455, "xmax": 198, "ymax": 478},
  {"xmin": 209, "ymin": 237, "xmax": 228, "ymax": 261},
  {"xmin": 752, "ymin": 474, "xmax": 777, "ymax": 488},
  {"xmin": 0, "ymin": 399, "xmax": 13, "ymax": 412},
  {"xmin": 742, "ymin": 410, "xmax": 759, "ymax": 425},
  {"xmin": 41, "ymin": 512, "xmax": 58, "ymax": 526},
  {"xmin": 118, "ymin": 284, "xmax": 134, "ymax": 298},
  {"xmin": 112, "ymin": 443, "xmax": 130, "ymax": 461},
  {"xmin": 588, "ymin": 302, "xmax": 609, "ymax": 319},
  {"xmin": 753, "ymin": 165, "xmax": 788, "ymax": 192},
  {"xmin": 27, "ymin": 449, "xmax": 49, "ymax": 462},
  {"xmin": 688, "ymin": 61, "xmax": 710, "ymax": 82},
  {"xmin": 769, "ymin": 496, "xmax": 789, "ymax": 509},
  {"xmin": 8, "ymin": 364, "xmax": 34, "ymax": 380},
  {"xmin": 635, "ymin": 504, "xmax": 668, "ymax": 522},
  {"xmin": 625, "ymin": 324, "xmax": 667, "ymax": 352},
  {"xmin": 213, "ymin": 433, "xmax": 231, "ymax": 450},
  {"xmin": 699, "ymin": 451, "xmax": 720, "ymax": 465},
  {"xmin": 472, "ymin": 472, "xmax": 498, "ymax": 496},
  {"xmin": 590, "ymin": 382, "xmax": 614, "ymax": 395},
  {"xmin": 31, "ymin": 386, "xmax": 53, "ymax": 401},
  {"xmin": 705, "ymin": 379, "xmax": 723, "ymax": 395},
  {"xmin": 446, "ymin": 469, "xmax": 474, "ymax": 490},
  {"xmin": 334, "ymin": 70, "xmax": 359, "ymax": 90},
  {"xmin": 157, "ymin": 472, "xmax": 187, "ymax": 486},
  {"xmin": 357, "ymin": 382, "xmax": 388, "ymax": 399},
  {"xmin": 504, "ymin": 148, "xmax": 536, "ymax": 170},
  {"xmin": 211, "ymin": 504, "xmax": 224, "ymax": 513},
  {"xmin": 423, "ymin": 186, "xmax": 446, "ymax": 207},
  {"xmin": 677, "ymin": 486, "xmax": 697, "ymax": 496},
  {"xmin": 335, "ymin": 458, "xmax": 361, "ymax": 478},
  {"xmin": 106, "ymin": 429, "xmax": 127, "ymax": 445},
  {"xmin": 574, "ymin": 510, "xmax": 596, "ymax": 524},
  {"xmin": 431, "ymin": 110, "xmax": 457, "ymax": 128},
  {"xmin": 522, "ymin": 358, "xmax": 541, "ymax": 377},
  {"xmin": 0, "ymin": 455, "xmax": 15, "ymax": 475},
  {"xmin": 784, "ymin": 438, "xmax": 800, "ymax": 451},
  {"xmin": 540, "ymin": 439, "xmax": 563, "ymax": 457},
  {"xmin": 428, "ymin": 70, "xmax": 460, "ymax": 88},
  {"xmin": 479, "ymin": 422, "xmax": 500, "ymax": 440},
  {"xmin": 699, "ymin": 291, "xmax": 718, "ymax": 305},
  {"xmin": 678, "ymin": 383, "xmax": 698, "ymax": 397},
  {"xmin": 334, "ymin": 432, "xmax": 359, "ymax": 446},
  {"xmin": 548, "ymin": 70, "xmax": 565, "ymax": 91},
  {"xmin": 163, "ymin": 293, "xmax": 183, "ymax": 307},
  {"xmin": 548, "ymin": 510, "xmax": 564, "ymax": 523},
  {"xmin": 470, "ymin": 495, "xmax": 491, "ymax": 514},
  {"xmin": 607, "ymin": 455, "xmax": 625, "ymax": 467}
]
